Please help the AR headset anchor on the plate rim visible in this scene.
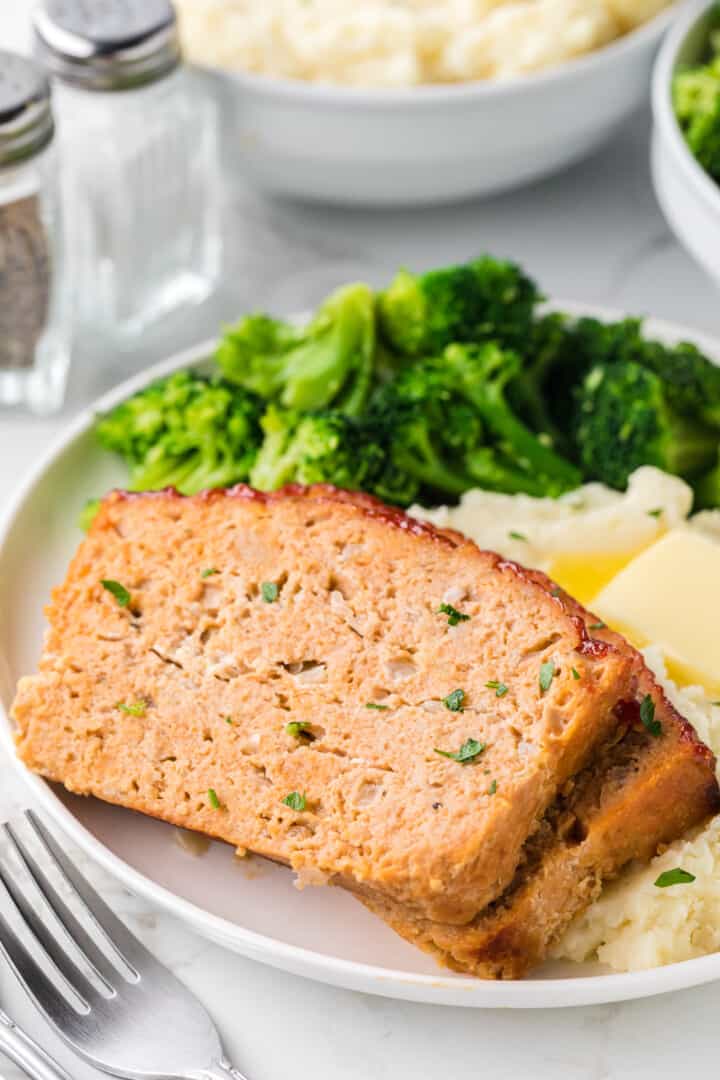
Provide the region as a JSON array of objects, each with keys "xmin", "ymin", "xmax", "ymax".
[{"xmin": 3, "ymin": 301, "xmax": 720, "ymax": 1009}]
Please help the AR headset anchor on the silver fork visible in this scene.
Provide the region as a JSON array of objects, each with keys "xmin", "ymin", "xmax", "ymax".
[{"xmin": 0, "ymin": 810, "xmax": 248, "ymax": 1080}]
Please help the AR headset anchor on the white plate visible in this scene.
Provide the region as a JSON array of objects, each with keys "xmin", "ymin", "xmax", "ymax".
[{"xmin": 2, "ymin": 303, "xmax": 720, "ymax": 1009}]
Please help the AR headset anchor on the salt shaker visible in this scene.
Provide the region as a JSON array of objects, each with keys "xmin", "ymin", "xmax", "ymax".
[
  {"xmin": 33, "ymin": 0, "xmax": 222, "ymax": 340},
  {"xmin": 0, "ymin": 52, "xmax": 71, "ymax": 414}
]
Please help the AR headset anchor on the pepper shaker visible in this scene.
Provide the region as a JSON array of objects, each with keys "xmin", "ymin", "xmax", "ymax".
[
  {"xmin": 33, "ymin": 0, "xmax": 222, "ymax": 341},
  {"xmin": 0, "ymin": 52, "xmax": 71, "ymax": 414}
]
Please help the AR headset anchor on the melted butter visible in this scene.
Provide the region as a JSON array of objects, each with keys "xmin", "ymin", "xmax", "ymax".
[{"xmin": 548, "ymin": 542, "xmax": 655, "ymax": 606}]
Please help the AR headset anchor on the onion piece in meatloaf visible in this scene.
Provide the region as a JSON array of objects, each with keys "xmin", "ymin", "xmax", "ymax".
[{"xmin": 13, "ymin": 484, "xmax": 638, "ymax": 926}]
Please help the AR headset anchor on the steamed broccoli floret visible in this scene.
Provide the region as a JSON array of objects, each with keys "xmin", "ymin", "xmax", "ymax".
[
  {"xmin": 575, "ymin": 362, "xmax": 718, "ymax": 490},
  {"xmin": 249, "ymin": 406, "xmax": 417, "ymax": 505},
  {"xmin": 96, "ymin": 370, "xmax": 263, "ymax": 495},
  {"xmin": 372, "ymin": 342, "xmax": 581, "ymax": 501},
  {"xmin": 534, "ymin": 316, "xmax": 720, "ymax": 440},
  {"xmin": 377, "ymin": 257, "xmax": 541, "ymax": 357},
  {"xmin": 695, "ymin": 452, "xmax": 720, "ymax": 508},
  {"xmin": 442, "ymin": 343, "xmax": 582, "ymax": 493},
  {"xmin": 674, "ymin": 26, "xmax": 720, "ymax": 184},
  {"xmin": 216, "ymin": 283, "xmax": 376, "ymax": 416},
  {"xmin": 508, "ymin": 313, "xmax": 572, "ymax": 453}
]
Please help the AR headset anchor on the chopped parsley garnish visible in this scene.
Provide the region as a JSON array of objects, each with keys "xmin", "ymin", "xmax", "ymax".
[
  {"xmin": 286, "ymin": 721, "xmax": 312, "ymax": 737},
  {"xmin": 485, "ymin": 680, "xmax": 508, "ymax": 698},
  {"xmin": 365, "ymin": 702, "xmax": 389, "ymax": 710},
  {"xmin": 654, "ymin": 868, "xmax": 695, "ymax": 888},
  {"xmin": 442, "ymin": 688, "xmax": 466, "ymax": 712},
  {"xmin": 115, "ymin": 700, "xmax": 147, "ymax": 716},
  {"xmin": 437, "ymin": 602, "xmax": 470, "ymax": 627},
  {"xmin": 487, "ymin": 779, "xmax": 498, "ymax": 795},
  {"xmin": 647, "ymin": 508, "xmax": 664, "ymax": 519},
  {"xmin": 261, "ymin": 581, "xmax": 279, "ymax": 603},
  {"xmin": 207, "ymin": 788, "xmax": 222, "ymax": 810},
  {"xmin": 224, "ymin": 716, "xmax": 234, "ymax": 725},
  {"xmin": 539, "ymin": 660, "xmax": 556, "ymax": 694},
  {"xmin": 100, "ymin": 579, "xmax": 130, "ymax": 607},
  {"xmin": 435, "ymin": 738, "xmax": 486, "ymax": 764},
  {"xmin": 588, "ymin": 621, "xmax": 606, "ymax": 631},
  {"xmin": 571, "ymin": 667, "xmax": 581, "ymax": 680},
  {"xmin": 508, "ymin": 530, "xmax": 528, "ymax": 542},
  {"xmin": 640, "ymin": 694, "xmax": 662, "ymax": 736},
  {"xmin": 282, "ymin": 791, "xmax": 306, "ymax": 811},
  {"xmin": 550, "ymin": 588, "xmax": 561, "ymax": 598},
  {"xmin": 201, "ymin": 567, "xmax": 219, "ymax": 578}
]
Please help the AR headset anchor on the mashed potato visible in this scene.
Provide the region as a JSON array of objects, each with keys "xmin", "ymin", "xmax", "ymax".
[
  {"xmin": 415, "ymin": 469, "xmax": 720, "ymax": 974},
  {"xmin": 175, "ymin": 0, "xmax": 672, "ymax": 86}
]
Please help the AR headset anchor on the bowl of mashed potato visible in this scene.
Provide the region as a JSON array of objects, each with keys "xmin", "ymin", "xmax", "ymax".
[{"xmin": 178, "ymin": 0, "xmax": 679, "ymax": 204}]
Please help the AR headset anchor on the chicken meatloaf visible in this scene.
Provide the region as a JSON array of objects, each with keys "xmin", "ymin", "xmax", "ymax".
[
  {"xmin": 358, "ymin": 591, "xmax": 720, "ymax": 977},
  {"xmin": 13, "ymin": 484, "xmax": 636, "ymax": 925}
]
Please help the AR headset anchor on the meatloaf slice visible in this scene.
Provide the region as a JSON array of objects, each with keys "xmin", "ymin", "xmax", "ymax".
[
  {"xmin": 357, "ymin": 603, "xmax": 720, "ymax": 977},
  {"xmin": 13, "ymin": 484, "xmax": 635, "ymax": 925}
]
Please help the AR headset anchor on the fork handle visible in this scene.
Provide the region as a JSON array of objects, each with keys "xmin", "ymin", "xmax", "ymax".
[
  {"xmin": 194, "ymin": 1060, "xmax": 249, "ymax": 1080},
  {"xmin": 0, "ymin": 1009, "xmax": 73, "ymax": 1080}
]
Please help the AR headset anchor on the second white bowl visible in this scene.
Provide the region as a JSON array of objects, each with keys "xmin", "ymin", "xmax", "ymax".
[{"xmin": 652, "ymin": 0, "xmax": 720, "ymax": 288}]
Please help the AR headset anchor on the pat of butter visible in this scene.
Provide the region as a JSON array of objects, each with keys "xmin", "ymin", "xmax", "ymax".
[{"xmin": 594, "ymin": 529, "xmax": 720, "ymax": 697}]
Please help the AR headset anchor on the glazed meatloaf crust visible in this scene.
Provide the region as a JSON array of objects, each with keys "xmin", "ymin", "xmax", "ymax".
[
  {"xmin": 359, "ymin": 592, "xmax": 720, "ymax": 977},
  {"xmin": 13, "ymin": 484, "xmax": 636, "ymax": 925}
]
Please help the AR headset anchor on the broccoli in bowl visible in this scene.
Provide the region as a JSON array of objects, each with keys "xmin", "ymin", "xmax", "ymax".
[{"xmin": 673, "ymin": 9, "xmax": 720, "ymax": 186}]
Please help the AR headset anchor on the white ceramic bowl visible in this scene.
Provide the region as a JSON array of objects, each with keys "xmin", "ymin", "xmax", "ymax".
[
  {"xmin": 213, "ymin": 7, "xmax": 679, "ymax": 207},
  {"xmin": 652, "ymin": 0, "xmax": 720, "ymax": 287}
]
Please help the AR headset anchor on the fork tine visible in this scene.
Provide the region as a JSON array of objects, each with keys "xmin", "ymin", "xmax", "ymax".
[
  {"xmin": 0, "ymin": 830, "xmax": 102, "ymax": 1007},
  {"xmin": 4, "ymin": 822, "xmax": 119, "ymax": 993},
  {"xmin": 0, "ymin": 887, "xmax": 82, "ymax": 1028},
  {"xmin": 26, "ymin": 810, "xmax": 156, "ymax": 976}
]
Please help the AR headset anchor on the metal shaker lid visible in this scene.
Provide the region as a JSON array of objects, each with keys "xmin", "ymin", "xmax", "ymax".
[
  {"xmin": 0, "ymin": 52, "xmax": 54, "ymax": 169},
  {"xmin": 33, "ymin": 0, "xmax": 182, "ymax": 92}
]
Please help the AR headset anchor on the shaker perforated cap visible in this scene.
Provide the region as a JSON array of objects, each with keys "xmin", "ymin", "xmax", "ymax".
[
  {"xmin": 0, "ymin": 52, "xmax": 54, "ymax": 168},
  {"xmin": 33, "ymin": 0, "xmax": 182, "ymax": 91}
]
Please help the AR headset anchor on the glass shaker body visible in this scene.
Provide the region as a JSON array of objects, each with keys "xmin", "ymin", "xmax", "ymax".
[
  {"xmin": 55, "ymin": 68, "xmax": 221, "ymax": 339},
  {"xmin": 0, "ymin": 52, "xmax": 71, "ymax": 416}
]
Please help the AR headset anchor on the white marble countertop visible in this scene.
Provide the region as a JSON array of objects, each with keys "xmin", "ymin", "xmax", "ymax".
[{"xmin": 3, "ymin": 6, "xmax": 720, "ymax": 1080}]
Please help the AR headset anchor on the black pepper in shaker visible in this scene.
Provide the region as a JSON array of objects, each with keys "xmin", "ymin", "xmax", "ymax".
[{"xmin": 0, "ymin": 52, "xmax": 70, "ymax": 413}]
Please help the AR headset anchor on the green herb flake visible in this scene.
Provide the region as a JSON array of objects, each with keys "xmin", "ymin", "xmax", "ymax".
[
  {"xmin": 261, "ymin": 581, "xmax": 279, "ymax": 603},
  {"xmin": 282, "ymin": 791, "xmax": 306, "ymax": 811},
  {"xmin": 115, "ymin": 700, "xmax": 147, "ymax": 717},
  {"xmin": 508, "ymin": 530, "xmax": 528, "ymax": 542},
  {"xmin": 588, "ymin": 621, "xmax": 606, "ymax": 631},
  {"xmin": 100, "ymin": 579, "xmax": 130, "ymax": 607},
  {"xmin": 286, "ymin": 721, "xmax": 312, "ymax": 737},
  {"xmin": 550, "ymin": 588, "xmax": 561, "ymax": 598},
  {"xmin": 539, "ymin": 660, "xmax": 556, "ymax": 694},
  {"xmin": 201, "ymin": 568, "xmax": 219, "ymax": 579},
  {"xmin": 365, "ymin": 702, "xmax": 389, "ymax": 710},
  {"xmin": 437, "ymin": 602, "xmax": 470, "ymax": 627},
  {"xmin": 640, "ymin": 693, "xmax": 662, "ymax": 737},
  {"xmin": 435, "ymin": 738, "xmax": 486, "ymax": 765},
  {"xmin": 571, "ymin": 667, "xmax": 581, "ymax": 680},
  {"xmin": 654, "ymin": 868, "xmax": 696, "ymax": 888},
  {"xmin": 207, "ymin": 788, "xmax": 222, "ymax": 810},
  {"xmin": 485, "ymin": 680, "xmax": 508, "ymax": 698},
  {"xmin": 487, "ymin": 779, "xmax": 498, "ymax": 796},
  {"xmin": 224, "ymin": 716, "xmax": 234, "ymax": 725},
  {"xmin": 442, "ymin": 688, "xmax": 466, "ymax": 712},
  {"xmin": 647, "ymin": 508, "xmax": 663, "ymax": 519}
]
